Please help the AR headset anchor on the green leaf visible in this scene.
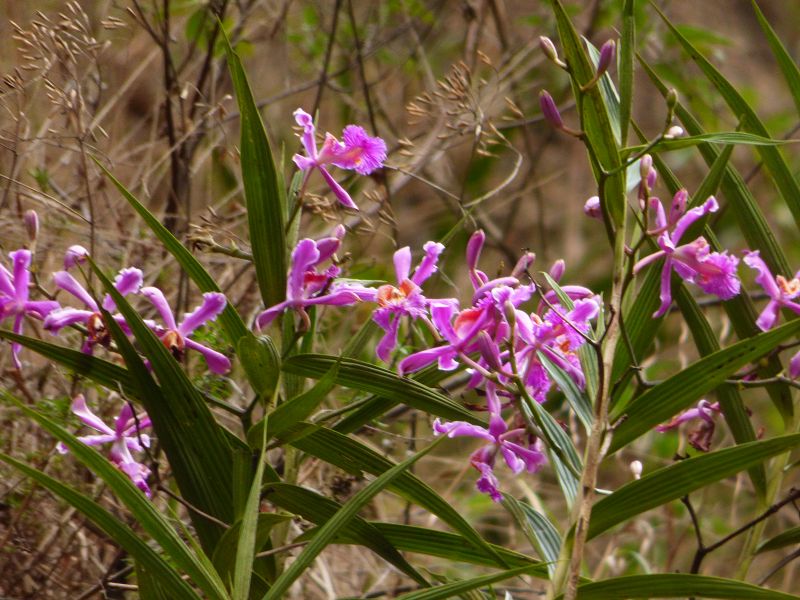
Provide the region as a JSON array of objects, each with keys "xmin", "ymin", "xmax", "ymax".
[
  {"xmin": 261, "ymin": 437, "xmax": 444, "ymax": 599},
  {"xmin": 222, "ymin": 31, "xmax": 286, "ymax": 308},
  {"xmin": 233, "ymin": 413, "xmax": 268, "ymax": 600},
  {"xmin": 368, "ymin": 523, "xmax": 542, "ymax": 571},
  {"xmin": 248, "ymin": 359, "xmax": 339, "ymax": 447},
  {"xmin": 0, "ymin": 393, "xmax": 229, "ymax": 600},
  {"xmin": 395, "ymin": 564, "xmax": 542, "ymax": 600},
  {"xmin": 624, "ymin": 131, "xmax": 796, "ymax": 154},
  {"xmin": 93, "ymin": 263, "xmax": 235, "ymax": 552},
  {"xmin": 212, "ymin": 513, "xmax": 290, "ymax": 586},
  {"xmin": 550, "ymin": 0, "xmax": 624, "ymax": 227},
  {"xmin": 1, "ymin": 454, "xmax": 204, "ymax": 599},
  {"xmin": 751, "ymin": 1, "xmax": 800, "ymax": 120},
  {"xmin": 263, "ymin": 483, "xmax": 428, "ymax": 585},
  {"xmin": 757, "ymin": 526, "xmax": 800, "ymax": 554},
  {"xmin": 0, "ymin": 330, "xmax": 137, "ymax": 395},
  {"xmin": 238, "ymin": 334, "xmax": 281, "ymax": 398},
  {"xmin": 589, "ymin": 434, "xmax": 800, "ymax": 540},
  {"xmin": 503, "ymin": 496, "xmax": 561, "ymax": 577},
  {"xmin": 562, "ymin": 573, "xmax": 800, "ymax": 599},
  {"xmin": 92, "ymin": 159, "xmax": 249, "ymax": 346},
  {"xmin": 279, "ymin": 423, "xmax": 508, "ymax": 568},
  {"xmin": 619, "ymin": 0, "xmax": 634, "ymax": 144},
  {"xmin": 609, "ymin": 320, "xmax": 800, "ymax": 452},
  {"xmin": 282, "ymin": 354, "xmax": 483, "ymax": 424},
  {"xmin": 539, "ymin": 351, "xmax": 593, "ymax": 432},
  {"xmin": 655, "ymin": 5, "xmax": 800, "ymax": 232}
]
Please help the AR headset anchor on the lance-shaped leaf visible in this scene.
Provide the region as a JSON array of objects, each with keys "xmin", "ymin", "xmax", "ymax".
[
  {"xmin": 395, "ymin": 564, "xmax": 543, "ymax": 600},
  {"xmin": 757, "ymin": 526, "xmax": 800, "ymax": 554},
  {"xmin": 589, "ymin": 434, "xmax": 800, "ymax": 540},
  {"xmin": 559, "ymin": 573, "xmax": 800, "ymax": 599},
  {"xmin": 751, "ymin": 1, "xmax": 800, "ymax": 119},
  {"xmin": 503, "ymin": 496, "xmax": 561, "ymax": 577},
  {"xmin": 623, "ymin": 131, "xmax": 796, "ymax": 154},
  {"xmin": 278, "ymin": 422, "xmax": 508, "ymax": 567},
  {"xmin": 609, "ymin": 318, "xmax": 800, "ymax": 453},
  {"xmin": 222, "ymin": 32, "xmax": 286, "ymax": 309},
  {"xmin": 263, "ymin": 483, "xmax": 428, "ymax": 585},
  {"xmin": 282, "ymin": 354, "xmax": 483, "ymax": 424},
  {"xmin": 261, "ymin": 436, "xmax": 445, "ymax": 599}
]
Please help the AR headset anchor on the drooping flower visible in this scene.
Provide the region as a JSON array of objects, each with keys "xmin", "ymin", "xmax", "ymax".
[
  {"xmin": 742, "ymin": 251, "xmax": 800, "ymax": 331},
  {"xmin": 633, "ymin": 194, "xmax": 740, "ymax": 317},
  {"xmin": 292, "ymin": 108, "xmax": 386, "ymax": 210},
  {"xmin": 433, "ymin": 383, "xmax": 546, "ymax": 501},
  {"xmin": 64, "ymin": 245, "xmax": 89, "ymax": 270},
  {"xmin": 45, "ymin": 267, "xmax": 143, "ymax": 352},
  {"xmin": 0, "ymin": 249, "xmax": 60, "ymax": 368},
  {"xmin": 255, "ymin": 226, "xmax": 368, "ymax": 331},
  {"xmin": 656, "ymin": 399, "xmax": 721, "ymax": 452},
  {"xmin": 57, "ymin": 394, "xmax": 153, "ymax": 495},
  {"xmin": 372, "ymin": 241, "xmax": 444, "ymax": 361},
  {"xmin": 140, "ymin": 288, "xmax": 231, "ymax": 374}
]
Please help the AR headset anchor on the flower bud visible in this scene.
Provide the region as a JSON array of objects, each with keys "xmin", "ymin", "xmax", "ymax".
[
  {"xmin": 466, "ymin": 230, "xmax": 486, "ymax": 271},
  {"xmin": 666, "ymin": 88, "xmax": 678, "ymax": 111},
  {"xmin": 511, "ymin": 251, "xmax": 535, "ymax": 278},
  {"xmin": 64, "ymin": 245, "xmax": 89, "ymax": 270},
  {"xmin": 503, "ymin": 300, "xmax": 517, "ymax": 330},
  {"xmin": 664, "ymin": 125, "xmax": 684, "ymax": 139},
  {"xmin": 583, "ymin": 195, "xmax": 602, "ymax": 220},
  {"xmin": 630, "ymin": 460, "xmax": 643, "ymax": 480},
  {"xmin": 639, "ymin": 154, "xmax": 653, "ymax": 183},
  {"xmin": 539, "ymin": 91, "xmax": 563, "ymax": 130},
  {"xmin": 790, "ymin": 350, "xmax": 800, "ymax": 380},
  {"xmin": 549, "ymin": 259, "xmax": 565, "ymax": 282},
  {"xmin": 539, "ymin": 36, "xmax": 565, "ymax": 67},
  {"xmin": 596, "ymin": 40, "xmax": 616, "ymax": 77},
  {"xmin": 646, "ymin": 167, "xmax": 658, "ymax": 190},
  {"xmin": 24, "ymin": 210, "xmax": 39, "ymax": 243},
  {"xmin": 476, "ymin": 330, "xmax": 503, "ymax": 372}
]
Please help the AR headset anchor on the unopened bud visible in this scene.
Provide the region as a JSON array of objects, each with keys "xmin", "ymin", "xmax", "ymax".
[
  {"xmin": 583, "ymin": 195, "xmax": 602, "ymax": 220},
  {"xmin": 24, "ymin": 210, "xmax": 39, "ymax": 243},
  {"xmin": 646, "ymin": 167, "xmax": 658, "ymax": 190},
  {"xmin": 64, "ymin": 245, "xmax": 89, "ymax": 270},
  {"xmin": 539, "ymin": 91, "xmax": 563, "ymax": 130},
  {"xmin": 511, "ymin": 251, "xmax": 535, "ymax": 278},
  {"xmin": 596, "ymin": 40, "xmax": 616, "ymax": 77},
  {"xmin": 630, "ymin": 460, "xmax": 643, "ymax": 480},
  {"xmin": 476, "ymin": 331, "xmax": 503, "ymax": 372},
  {"xmin": 664, "ymin": 125, "xmax": 684, "ymax": 139},
  {"xmin": 666, "ymin": 88, "xmax": 678, "ymax": 111},
  {"xmin": 639, "ymin": 155, "xmax": 653, "ymax": 183},
  {"xmin": 503, "ymin": 300, "xmax": 517, "ymax": 329},
  {"xmin": 549, "ymin": 259, "xmax": 566, "ymax": 282},
  {"xmin": 539, "ymin": 36, "xmax": 566, "ymax": 67},
  {"xmin": 466, "ymin": 230, "xmax": 486, "ymax": 271}
]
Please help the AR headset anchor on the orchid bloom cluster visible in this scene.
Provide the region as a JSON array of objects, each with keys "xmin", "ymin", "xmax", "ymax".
[
  {"xmin": 257, "ymin": 228, "xmax": 600, "ymax": 500},
  {"xmin": 0, "ymin": 240, "xmax": 233, "ymax": 492}
]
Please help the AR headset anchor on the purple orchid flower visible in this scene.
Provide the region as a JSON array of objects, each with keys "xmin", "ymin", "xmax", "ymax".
[
  {"xmin": 140, "ymin": 288, "xmax": 231, "ymax": 374},
  {"xmin": 433, "ymin": 383, "xmax": 546, "ymax": 502},
  {"xmin": 293, "ymin": 108, "xmax": 387, "ymax": 210},
  {"xmin": 44, "ymin": 267, "xmax": 143, "ymax": 352},
  {"xmin": 656, "ymin": 399, "xmax": 721, "ymax": 452},
  {"xmin": 64, "ymin": 245, "xmax": 89, "ymax": 270},
  {"xmin": 255, "ymin": 226, "xmax": 366, "ymax": 331},
  {"xmin": 634, "ymin": 195, "xmax": 740, "ymax": 317},
  {"xmin": 742, "ymin": 251, "xmax": 800, "ymax": 331},
  {"xmin": 57, "ymin": 394, "xmax": 153, "ymax": 495},
  {"xmin": 372, "ymin": 241, "xmax": 444, "ymax": 361},
  {"xmin": 0, "ymin": 249, "xmax": 60, "ymax": 368}
]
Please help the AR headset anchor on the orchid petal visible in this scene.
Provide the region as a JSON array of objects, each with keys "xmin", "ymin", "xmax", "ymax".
[{"xmin": 178, "ymin": 292, "xmax": 226, "ymax": 336}]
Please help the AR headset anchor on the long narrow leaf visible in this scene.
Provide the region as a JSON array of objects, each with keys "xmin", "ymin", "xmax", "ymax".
[
  {"xmin": 589, "ymin": 434, "xmax": 800, "ymax": 539},
  {"xmin": 283, "ymin": 354, "xmax": 483, "ymax": 424},
  {"xmin": 563, "ymin": 573, "xmax": 800, "ymax": 599},
  {"xmin": 222, "ymin": 32, "xmax": 286, "ymax": 308},
  {"xmin": 395, "ymin": 564, "xmax": 540, "ymax": 600},
  {"xmin": 609, "ymin": 320, "xmax": 800, "ymax": 452},
  {"xmin": 261, "ymin": 436, "xmax": 444, "ymax": 599}
]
